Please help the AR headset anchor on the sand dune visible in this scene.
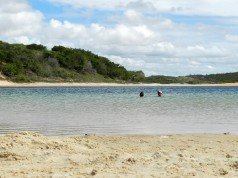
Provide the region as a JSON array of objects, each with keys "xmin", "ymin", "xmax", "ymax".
[{"xmin": 1, "ymin": 132, "xmax": 238, "ymax": 177}]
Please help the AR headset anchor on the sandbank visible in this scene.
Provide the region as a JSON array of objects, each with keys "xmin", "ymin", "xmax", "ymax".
[
  {"xmin": 1, "ymin": 132, "xmax": 238, "ymax": 177},
  {"xmin": 0, "ymin": 80, "xmax": 238, "ymax": 87}
]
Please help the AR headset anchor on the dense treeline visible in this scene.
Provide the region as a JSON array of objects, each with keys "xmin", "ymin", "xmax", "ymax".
[
  {"xmin": 189, "ymin": 73, "xmax": 238, "ymax": 83},
  {"xmin": 0, "ymin": 41, "xmax": 145, "ymax": 82},
  {"xmin": 145, "ymin": 72, "xmax": 238, "ymax": 84},
  {"xmin": 144, "ymin": 75, "xmax": 202, "ymax": 84}
]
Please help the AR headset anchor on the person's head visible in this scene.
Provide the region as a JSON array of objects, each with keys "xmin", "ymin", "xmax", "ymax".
[
  {"xmin": 140, "ymin": 92, "xmax": 144, "ymax": 97},
  {"xmin": 158, "ymin": 91, "xmax": 162, "ymax": 97}
]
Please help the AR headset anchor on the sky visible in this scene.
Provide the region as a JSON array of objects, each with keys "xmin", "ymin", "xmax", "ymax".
[{"xmin": 0, "ymin": 0, "xmax": 238, "ymax": 76}]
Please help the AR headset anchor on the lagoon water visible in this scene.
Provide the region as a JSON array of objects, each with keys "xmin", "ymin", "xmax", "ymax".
[{"xmin": 0, "ymin": 86, "xmax": 238, "ymax": 135}]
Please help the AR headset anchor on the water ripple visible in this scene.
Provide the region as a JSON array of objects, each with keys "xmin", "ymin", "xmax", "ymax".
[{"xmin": 0, "ymin": 86, "xmax": 238, "ymax": 135}]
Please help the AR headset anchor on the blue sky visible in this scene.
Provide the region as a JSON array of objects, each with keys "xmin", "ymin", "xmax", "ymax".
[
  {"xmin": 0, "ymin": 0, "xmax": 238, "ymax": 76},
  {"xmin": 29, "ymin": 0, "xmax": 62, "ymax": 19}
]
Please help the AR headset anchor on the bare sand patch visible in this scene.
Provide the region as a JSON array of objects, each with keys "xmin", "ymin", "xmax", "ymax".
[{"xmin": 1, "ymin": 132, "xmax": 238, "ymax": 177}]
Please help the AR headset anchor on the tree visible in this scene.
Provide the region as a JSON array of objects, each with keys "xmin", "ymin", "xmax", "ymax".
[{"xmin": 26, "ymin": 44, "xmax": 47, "ymax": 51}]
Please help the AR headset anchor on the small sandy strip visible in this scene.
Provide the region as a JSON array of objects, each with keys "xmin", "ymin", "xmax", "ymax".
[{"xmin": 1, "ymin": 80, "xmax": 238, "ymax": 87}]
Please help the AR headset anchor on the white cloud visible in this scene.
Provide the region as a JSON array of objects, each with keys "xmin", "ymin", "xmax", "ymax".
[
  {"xmin": 49, "ymin": 0, "xmax": 238, "ymax": 16},
  {"xmin": 49, "ymin": 0, "xmax": 131, "ymax": 10},
  {"xmin": 225, "ymin": 34, "xmax": 238, "ymax": 42},
  {"xmin": 44, "ymin": 19, "xmax": 155, "ymax": 47},
  {"xmin": 12, "ymin": 36, "xmax": 41, "ymax": 45},
  {"xmin": 185, "ymin": 45, "xmax": 226, "ymax": 58},
  {"xmin": 0, "ymin": 0, "xmax": 237, "ymax": 76},
  {"xmin": 0, "ymin": 0, "xmax": 43, "ymax": 37}
]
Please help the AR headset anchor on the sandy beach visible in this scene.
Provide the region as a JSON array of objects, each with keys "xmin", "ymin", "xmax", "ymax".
[
  {"xmin": 1, "ymin": 80, "xmax": 238, "ymax": 87},
  {"xmin": 0, "ymin": 132, "xmax": 238, "ymax": 177}
]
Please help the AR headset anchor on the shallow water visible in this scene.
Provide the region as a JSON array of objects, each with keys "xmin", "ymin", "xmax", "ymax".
[{"xmin": 0, "ymin": 86, "xmax": 238, "ymax": 135}]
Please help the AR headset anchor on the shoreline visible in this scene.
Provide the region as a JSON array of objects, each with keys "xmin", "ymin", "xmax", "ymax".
[
  {"xmin": 1, "ymin": 132, "xmax": 238, "ymax": 177},
  {"xmin": 1, "ymin": 80, "xmax": 238, "ymax": 87}
]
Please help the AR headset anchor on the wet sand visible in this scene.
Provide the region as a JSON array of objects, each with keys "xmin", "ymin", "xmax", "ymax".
[
  {"xmin": 1, "ymin": 132, "xmax": 238, "ymax": 177},
  {"xmin": 1, "ymin": 80, "xmax": 238, "ymax": 87}
]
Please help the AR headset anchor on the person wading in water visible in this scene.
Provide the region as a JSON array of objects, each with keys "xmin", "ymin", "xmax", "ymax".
[
  {"xmin": 140, "ymin": 92, "xmax": 144, "ymax": 97},
  {"xmin": 158, "ymin": 90, "xmax": 163, "ymax": 97}
]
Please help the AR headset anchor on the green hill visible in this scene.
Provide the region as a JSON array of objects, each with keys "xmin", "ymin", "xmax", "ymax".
[
  {"xmin": 0, "ymin": 41, "xmax": 237, "ymax": 84},
  {"xmin": 0, "ymin": 41, "xmax": 145, "ymax": 83},
  {"xmin": 188, "ymin": 73, "xmax": 238, "ymax": 83},
  {"xmin": 145, "ymin": 72, "xmax": 238, "ymax": 84}
]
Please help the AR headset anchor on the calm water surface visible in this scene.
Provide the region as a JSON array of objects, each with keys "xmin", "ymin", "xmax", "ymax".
[{"xmin": 0, "ymin": 86, "xmax": 237, "ymax": 135}]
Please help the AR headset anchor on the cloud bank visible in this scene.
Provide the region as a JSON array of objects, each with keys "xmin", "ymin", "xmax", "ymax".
[{"xmin": 0, "ymin": 0, "xmax": 238, "ymax": 76}]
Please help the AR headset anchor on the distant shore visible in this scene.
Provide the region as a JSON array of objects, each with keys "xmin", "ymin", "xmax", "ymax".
[
  {"xmin": 1, "ymin": 80, "xmax": 238, "ymax": 87},
  {"xmin": 1, "ymin": 132, "xmax": 238, "ymax": 177}
]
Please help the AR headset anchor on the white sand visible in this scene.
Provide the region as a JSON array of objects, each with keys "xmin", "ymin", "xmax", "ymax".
[
  {"xmin": 1, "ymin": 80, "xmax": 238, "ymax": 87},
  {"xmin": 0, "ymin": 80, "xmax": 160, "ymax": 87},
  {"xmin": 1, "ymin": 132, "xmax": 238, "ymax": 177}
]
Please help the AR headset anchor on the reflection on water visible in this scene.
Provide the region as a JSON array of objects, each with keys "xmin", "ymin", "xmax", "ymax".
[{"xmin": 0, "ymin": 86, "xmax": 238, "ymax": 135}]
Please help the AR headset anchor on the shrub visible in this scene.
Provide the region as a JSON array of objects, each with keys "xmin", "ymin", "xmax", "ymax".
[
  {"xmin": 2, "ymin": 63, "xmax": 18, "ymax": 76},
  {"xmin": 26, "ymin": 44, "xmax": 47, "ymax": 51},
  {"xmin": 14, "ymin": 74, "xmax": 29, "ymax": 83}
]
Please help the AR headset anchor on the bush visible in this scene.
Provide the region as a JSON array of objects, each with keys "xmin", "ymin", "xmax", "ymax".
[
  {"xmin": 26, "ymin": 44, "xmax": 47, "ymax": 51},
  {"xmin": 13, "ymin": 74, "xmax": 29, "ymax": 83},
  {"xmin": 52, "ymin": 46, "xmax": 66, "ymax": 52},
  {"xmin": 2, "ymin": 63, "xmax": 18, "ymax": 76}
]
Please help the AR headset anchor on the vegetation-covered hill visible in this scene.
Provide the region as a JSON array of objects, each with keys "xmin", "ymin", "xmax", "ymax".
[
  {"xmin": 188, "ymin": 73, "xmax": 238, "ymax": 83},
  {"xmin": 0, "ymin": 41, "xmax": 237, "ymax": 84},
  {"xmin": 0, "ymin": 41, "xmax": 145, "ymax": 83},
  {"xmin": 145, "ymin": 72, "xmax": 238, "ymax": 84}
]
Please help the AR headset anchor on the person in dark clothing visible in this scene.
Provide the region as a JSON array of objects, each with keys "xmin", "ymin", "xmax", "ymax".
[
  {"xmin": 158, "ymin": 90, "xmax": 163, "ymax": 97},
  {"xmin": 140, "ymin": 92, "xmax": 144, "ymax": 97}
]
